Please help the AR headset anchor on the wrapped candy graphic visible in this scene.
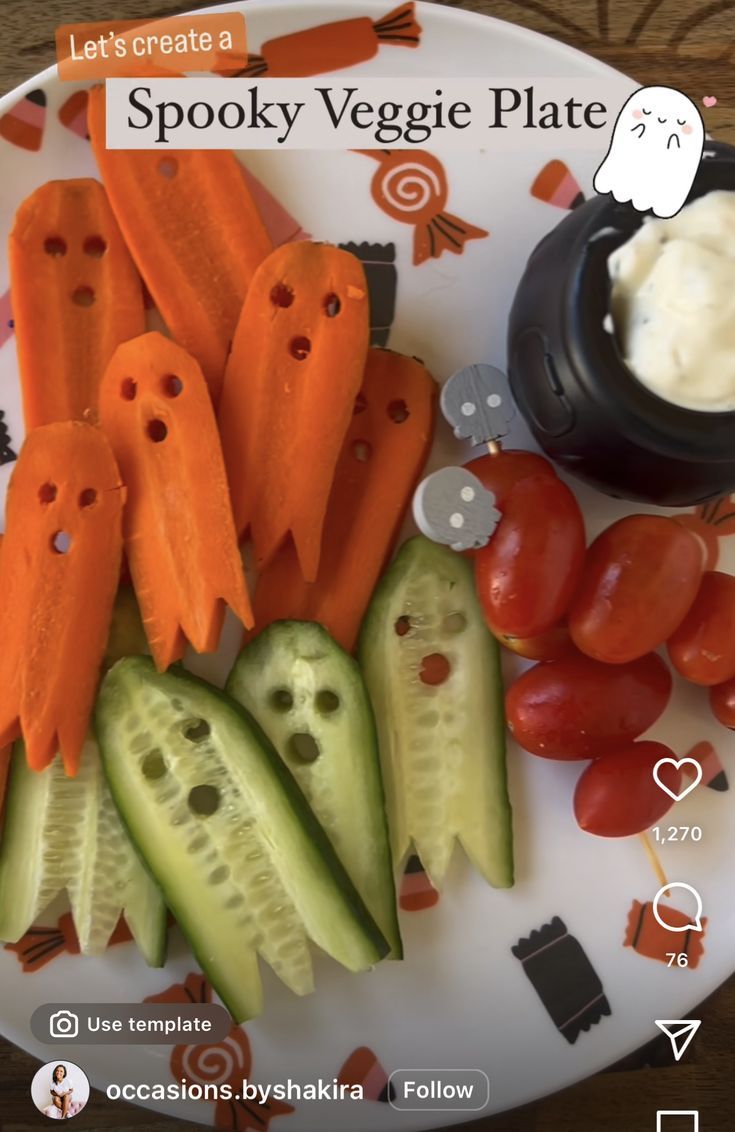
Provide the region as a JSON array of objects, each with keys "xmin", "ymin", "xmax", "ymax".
[
  {"xmin": 512, "ymin": 917, "xmax": 611, "ymax": 1044},
  {"xmin": 242, "ymin": 4, "xmax": 421, "ymax": 77},
  {"xmin": 146, "ymin": 973, "xmax": 294, "ymax": 1131},
  {"xmin": 4, "ymin": 912, "xmax": 133, "ymax": 972},
  {"xmin": 358, "ymin": 149, "xmax": 488, "ymax": 265}
]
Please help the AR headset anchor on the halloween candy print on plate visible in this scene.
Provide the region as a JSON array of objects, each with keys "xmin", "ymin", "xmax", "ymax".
[{"xmin": 0, "ymin": 2, "xmax": 734, "ymax": 1130}]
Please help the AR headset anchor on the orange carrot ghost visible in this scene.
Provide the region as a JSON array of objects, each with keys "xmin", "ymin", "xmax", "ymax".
[
  {"xmin": 242, "ymin": 3, "xmax": 421, "ymax": 77},
  {"xmin": 0, "ymin": 422, "xmax": 124, "ymax": 774},
  {"xmin": 357, "ymin": 150, "xmax": 488, "ymax": 265},
  {"xmin": 218, "ymin": 242, "xmax": 369, "ymax": 581},
  {"xmin": 98, "ymin": 332, "xmax": 252, "ymax": 670},
  {"xmin": 9, "ymin": 178, "xmax": 146, "ymax": 430}
]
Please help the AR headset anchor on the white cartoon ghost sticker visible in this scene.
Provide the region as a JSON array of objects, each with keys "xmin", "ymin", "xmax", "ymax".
[{"xmin": 594, "ymin": 86, "xmax": 704, "ymax": 218}]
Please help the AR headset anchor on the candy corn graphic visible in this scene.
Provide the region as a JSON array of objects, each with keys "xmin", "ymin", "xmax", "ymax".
[
  {"xmin": 0, "ymin": 89, "xmax": 46, "ymax": 151},
  {"xmin": 58, "ymin": 89, "xmax": 90, "ymax": 140},
  {"xmin": 531, "ymin": 160, "xmax": 585, "ymax": 210},
  {"xmin": 400, "ymin": 853, "xmax": 440, "ymax": 911},
  {"xmin": 338, "ymin": 1047, "xmax": 395, "ymax": 1103},
  {"xmin": 685, "ymin": 740, "xmax": 728, "ymax": 792}
]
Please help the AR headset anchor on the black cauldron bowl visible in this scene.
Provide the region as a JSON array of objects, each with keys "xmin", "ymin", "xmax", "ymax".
[{"xmin": 507, "ymin": 141, "xmax": 735, "ymax": 507}]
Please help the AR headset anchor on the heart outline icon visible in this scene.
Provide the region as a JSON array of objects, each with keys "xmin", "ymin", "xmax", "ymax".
[
  {"xmin": 703, "ymin": 95, "xmax": 718, "ymax": 108},
  {"xmin": 653, "ymin": 757, "xmax": 703, "ymax": 802}
]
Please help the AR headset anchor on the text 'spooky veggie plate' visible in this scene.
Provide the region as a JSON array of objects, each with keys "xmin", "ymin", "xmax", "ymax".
[{"xmin": 0, "ymin": 2, "xmax": 734, "ymax": 1129}]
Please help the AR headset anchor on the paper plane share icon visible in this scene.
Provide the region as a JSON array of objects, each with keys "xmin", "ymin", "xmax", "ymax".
[{"xmin": 655, "ymin": 1019, "xmax": 702, "ymax": 1062}]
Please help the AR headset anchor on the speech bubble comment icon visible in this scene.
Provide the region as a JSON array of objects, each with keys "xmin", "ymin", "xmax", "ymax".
[
  {"xmin": 652, "ymin": 883, "xmax": 704, "ymax": 933},
  {"xmin": 653, "ymin": 756, "xmax": 702, "ymax": 802}
]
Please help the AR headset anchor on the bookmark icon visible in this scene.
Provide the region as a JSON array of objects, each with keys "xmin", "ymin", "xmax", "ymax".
[
  {"xmin": 654, "ymin": 1018, "xmax": 701, "ymax": 1062},
  {"xmin": 656, "ymin": 1112, "xmax": 698, "ymax": 1131}
]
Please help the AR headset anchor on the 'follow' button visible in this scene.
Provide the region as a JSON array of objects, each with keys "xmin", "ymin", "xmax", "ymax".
[{"xmin": 388, "ymin": 1069, "xmax": 490, "ymax": 1112}]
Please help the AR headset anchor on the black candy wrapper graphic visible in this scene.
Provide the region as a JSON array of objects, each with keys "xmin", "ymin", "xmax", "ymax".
[
  {"xmin": 512, "ymin": 916, "xmax": 611, "ymax": 1044},
  {"xmin": 338, "ymin": 242, "xmax": 397, "ymax": 348}
]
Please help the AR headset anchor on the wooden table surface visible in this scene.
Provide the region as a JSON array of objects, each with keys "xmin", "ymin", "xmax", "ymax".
[{"xmin": 0, "ymin": 2, "xmax": 733, "ymax": 1130}]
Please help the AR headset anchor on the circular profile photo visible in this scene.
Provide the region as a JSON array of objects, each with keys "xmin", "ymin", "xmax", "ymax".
[{"xmin": 31, "ymin": 1061, "xmax": 90, "ymax": 1121}]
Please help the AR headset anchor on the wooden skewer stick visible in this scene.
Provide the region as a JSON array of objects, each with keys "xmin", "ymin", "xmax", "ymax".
[{"xmin": 640, "ymin": 832, "xmax": 670, "ymax": 897}]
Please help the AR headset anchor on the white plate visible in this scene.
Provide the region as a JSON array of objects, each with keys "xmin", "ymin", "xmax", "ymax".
[{"xmin": 1, "ymin": 3, "xmax": 733, "ymax": 1130}]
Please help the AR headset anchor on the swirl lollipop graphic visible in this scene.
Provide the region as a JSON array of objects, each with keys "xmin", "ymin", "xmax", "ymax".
[
  {"xmin": 358, "ymin": 149, "xmax": 488, "ymax": 264},
  {"xmin": 147, "ymin": 973, "xmax": 294, "ymax": 1131}
]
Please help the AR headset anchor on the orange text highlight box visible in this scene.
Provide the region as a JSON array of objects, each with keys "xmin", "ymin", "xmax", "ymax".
[{"xmin": 56, "ymin": 14, "xmax": 247, "ymax": 80}]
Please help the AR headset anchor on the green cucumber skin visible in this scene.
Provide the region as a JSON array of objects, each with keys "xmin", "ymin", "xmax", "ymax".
[
  {"xmin": 227, "ymin": 621, "xmax": 402, "ymax": 959},
  {"xmin": 0, "ymin": 741, "xmax": 166, "ymax": 966},
  {"xmin": 358, "ymin": 536, "xmax": 514, "ymax": 890},
  {"xmin": 0, "ymin": 745, "xmax": 55, "ymax": 943},
  {"xmin": 95, "ymin": 658, "xmax": 389, "ymax": 1023}
]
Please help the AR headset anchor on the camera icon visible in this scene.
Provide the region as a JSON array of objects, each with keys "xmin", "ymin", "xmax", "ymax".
[{"xmin": 49, "ymin": 1010, "xmax": 79, "ymax": 1039}]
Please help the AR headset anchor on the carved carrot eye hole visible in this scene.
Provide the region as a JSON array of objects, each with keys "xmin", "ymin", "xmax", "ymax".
[
  {"xmin": 39, "ymin": 482, "xmax": 57, "ymax": 504},
  {"xmin": 44, "ymin": 236, "xmax": 67, "ymax": 257},
  {"xmin": 270, "ymin": 282, "xmax": 294, "ymax": 308},
  {"xmin": 83, "ymin": 235, "xmax": 107, "ymax": 258},
  {"xmin": 323, "ymin": 293, "xmax": 341, "ymax": 318}
]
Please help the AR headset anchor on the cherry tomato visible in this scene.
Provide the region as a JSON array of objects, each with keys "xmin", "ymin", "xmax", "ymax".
[
  {"xmin": 667, "ymin": 571, "xmax": 735, "ymax": 686},
  {"xmin": 674, "ymin": 513, "xmax": 719, "ymax": 571},
  {"xmin": 573, "ymin": 741, "xmax": 680, "ymax": 837},
  {"xmin": 710, "ymin": 676, "xmax": 735, "ymax": 728},
  {"xmin": 466, "ymin": 449, "xmax": 556, "ymax": 511},
  {"xmin": 505, "ymin": 652, "xmax": 672, "ymax": 760},
  {"xmin": 495, "ymin": 623, "xmax": 575, "ymax": 662},
  {"xmin": 475, "ymin": 474, "xmax": 586, "ymax": 639},
  {"xmin": 569, "ymin": 515, "xmax": 703, "ymax": 664}
]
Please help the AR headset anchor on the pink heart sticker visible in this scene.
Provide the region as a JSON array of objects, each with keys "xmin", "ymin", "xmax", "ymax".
[{"xmin": 703, "ymin": 96, "xmax": 718, "ymax": 108}]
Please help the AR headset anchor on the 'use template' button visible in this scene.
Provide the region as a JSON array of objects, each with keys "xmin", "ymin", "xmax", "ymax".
[{"xmin": 388, "ymin": 1069, "xmax": 490, "ymax": 1112}]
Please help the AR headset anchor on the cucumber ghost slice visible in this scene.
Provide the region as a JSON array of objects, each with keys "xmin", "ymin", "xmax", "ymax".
[
  {"xmin": 359, "ymin": 536, "xmax": 513, "ymax": 889},
  {"xmin": 227, "ymin": 621, "xmax": 402, "ymax": 958},
  {"xmin": 95, "ymin": 657, "xmax": 389, "ymax": 1023},
  {"xmin": 0, "ymin": 739, "xmax": 166, "ymax": 965}
]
